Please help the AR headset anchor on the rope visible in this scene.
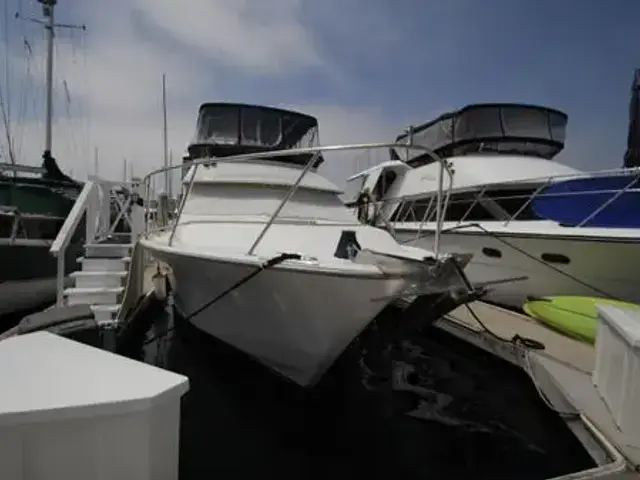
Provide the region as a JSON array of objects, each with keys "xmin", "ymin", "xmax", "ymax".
[
  {"xmin": 449, "ymin": 263, "xmax": 581, "ymax": 419},
  {"xmin": 404, "ymin": 222, "xmax": 620, "ymax": 301},
  {"xmin": 142, "ymin": 252, "xmax": 302, "ymax": 345}
]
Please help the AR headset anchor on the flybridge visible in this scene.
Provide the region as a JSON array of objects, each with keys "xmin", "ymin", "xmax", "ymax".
[
  {"xmin": 392, "ymin": 103, "xmax": 569, "ymax": 167},
  {"xmin": 187, "ymin": 103, "xmax": 323, "ymax": 168}
]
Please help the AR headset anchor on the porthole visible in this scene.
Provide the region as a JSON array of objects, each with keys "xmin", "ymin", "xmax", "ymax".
[
  {"xmin": 541, "ymin": 253, "xmax": 570, "ymax": 265},
  {"xmin": 482, "ymin": 247, "xmax": 502, "ymax": 259}
]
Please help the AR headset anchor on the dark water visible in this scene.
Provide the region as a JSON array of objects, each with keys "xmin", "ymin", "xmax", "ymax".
[{"xmin": 142, "ymin": 308, "xmax": 595, "ymax": 480}]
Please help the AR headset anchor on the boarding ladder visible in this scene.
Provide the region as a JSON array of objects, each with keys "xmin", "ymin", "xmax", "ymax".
[{"xmin": 49, "ymin": 177, "xmax": 146, "ymax": 323}]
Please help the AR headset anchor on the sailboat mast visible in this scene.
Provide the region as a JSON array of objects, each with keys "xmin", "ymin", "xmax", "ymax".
[
  {"xmin": 34, "ymin": 0, "xmax": 85, "ymax": 159},
  {"xmin": 40, "ymin": 0, "xmax": 56, "ymax": 155},
  {"xmin": 162, "ymin": 74, "xmax": 169, "ymax": 194}
]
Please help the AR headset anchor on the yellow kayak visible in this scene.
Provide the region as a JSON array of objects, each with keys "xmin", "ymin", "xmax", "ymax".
[{"xmin": 522, "ymin": 296, "xmax": 640, "ymax": 344}]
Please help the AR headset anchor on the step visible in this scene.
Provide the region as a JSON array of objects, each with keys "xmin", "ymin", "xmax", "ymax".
[
  {"xmin": 70, "ymin": 270, "xmax": 128, "ymax": 288},
  {"xmin": 77, "ymin": 256, "xmax": 131, "ymax": 272},
  {"xmin": 64, "ymin": 286, "xmax": 124, "ymax": 306},
  {"xmin": 90, "ymin": 304, "xmax": 121, "ymax": 322},
  {"xmin": 84, "ymin": 243, "xmax": 133, "ymax": 259}
]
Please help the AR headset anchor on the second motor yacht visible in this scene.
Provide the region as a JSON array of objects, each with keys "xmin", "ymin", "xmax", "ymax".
[{"xmin": 346, "ymin": 103, "xmax": 640, "ymax": 309}]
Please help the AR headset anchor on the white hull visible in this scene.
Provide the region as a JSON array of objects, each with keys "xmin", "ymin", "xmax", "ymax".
[
  {"xmin": 397, "ymin": 229, "xmax": 640, "ymax": 308},
  {"xmin": 146, "ymin": 246, "xmax": 408, "ymax": 386}
]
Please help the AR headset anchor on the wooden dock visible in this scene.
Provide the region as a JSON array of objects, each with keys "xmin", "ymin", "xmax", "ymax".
[
  {"xmin": 442, "ymin": 302, "xmax": 595, "ymax": 373},
  {"xmin": 437, "ymin": 301, "xmax": 639, "ymax": 478}
]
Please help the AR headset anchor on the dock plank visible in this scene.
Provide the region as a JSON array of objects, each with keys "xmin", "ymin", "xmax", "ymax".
[
  {"xmin": 443, "ymin": 301, "xmax": 595, "ymax": 374},
  {"xmin": 439, "ymin": 301, "xmax": 640, "ymax": 473}
]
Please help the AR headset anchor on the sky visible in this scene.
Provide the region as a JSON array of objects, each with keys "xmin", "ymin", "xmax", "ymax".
[{"xmin": 1, "ymin": 0, "xmax": 640, "ymax": 191}]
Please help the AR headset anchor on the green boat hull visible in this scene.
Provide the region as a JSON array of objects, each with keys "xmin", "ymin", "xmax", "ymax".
[
  {"xmin": 0, "ymin": 170, "xmax": 84, "ymax": 298},
  {"xmin": 0, "ymin": 242, "xmax": 82, "ymax": 283}
]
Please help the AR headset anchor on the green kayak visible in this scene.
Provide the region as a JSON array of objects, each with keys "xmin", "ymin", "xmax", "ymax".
[{"xmin": 522, "ymin": 296, "xmax": 640, "ymax": 344}]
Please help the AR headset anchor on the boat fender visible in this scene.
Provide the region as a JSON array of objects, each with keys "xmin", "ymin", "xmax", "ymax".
[
  {"xmin": 356, "ymin": 189, "xmax": 379, "ymax": 225},
  {"xmin": 115, "ymin": 290, "xmax": 168, "ymax": 357}
]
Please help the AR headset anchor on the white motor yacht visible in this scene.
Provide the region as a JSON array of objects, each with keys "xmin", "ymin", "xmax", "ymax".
[
  {"xmin": 140, "ymin": 103, "xmax": 471, "ymax": 387},
  {"xmin": 346, "ymin": 103, "xmax": 640, "ymax": 309}
]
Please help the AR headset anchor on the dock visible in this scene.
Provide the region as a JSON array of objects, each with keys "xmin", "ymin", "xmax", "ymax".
[{"xmin": 437, "ymin": 301, "xmax": 640, "ymax": 478}]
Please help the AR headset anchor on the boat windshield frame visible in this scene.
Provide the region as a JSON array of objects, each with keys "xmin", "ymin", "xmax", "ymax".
[{"xmin": 394, "ymin": 103, "xmax": 568, "ymax": 167}]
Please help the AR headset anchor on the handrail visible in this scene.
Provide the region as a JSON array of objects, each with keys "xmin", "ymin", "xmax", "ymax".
[
  {"xmin": 49, "ymin": 181, "xmax": 97, "ymax": 306},
  {"xmin": 142, "ymin": 142, "xmax": 452, "ymax": 181},
  {"xmin": 372, "ymin": 165, "xmax": 640, "ymax": 206},
  {"xmin": 48, "ymin": 177, "xmax": 142, "ymax": 307},
  {"xmin": 50, "ymin": 181, "xmax": 96, "ymax": 256},
  {"xmin": 383, "ymin": 182, "xmax": 640, "ymax": 229},
  {"xmin": 0, "ymin": 163, "xmax": 47, "ymax": 175},
  {"xmin": 142, "ymin": 142, "xmax": 453, "ymax": 257},
  {"xmin": 576, "ymin": 177, "xmax": 639, "ymax": 227}
]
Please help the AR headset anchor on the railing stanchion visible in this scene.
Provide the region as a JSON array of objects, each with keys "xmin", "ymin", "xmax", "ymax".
[
  {"xmin": 168, "ymin": 164, "xmax": 199, "ymax": 246},
  {"xmin": 56, "ymin": 252, "xmax": 65, "ymax": 306},
  {"xmin": 434, "ymin": 159, "xmax": 445, "ymax": 256},
  {"xmin": 247, "ymin": 151, "xmax": 321, "ymax": 256}
]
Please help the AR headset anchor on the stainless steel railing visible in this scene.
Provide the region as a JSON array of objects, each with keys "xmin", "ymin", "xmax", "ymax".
[{"xmin": 141, "ymin": 142, "xmax": 452, "ymax": 257}]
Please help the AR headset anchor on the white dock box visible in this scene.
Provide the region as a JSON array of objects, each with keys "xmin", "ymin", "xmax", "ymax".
[
  {"xmin": 594, "ymin": 305, "xmax": 640, "ymax": 442},
  {"xmin": 0, "ymin": 331, "xmax": 189, "ymax": 480}
]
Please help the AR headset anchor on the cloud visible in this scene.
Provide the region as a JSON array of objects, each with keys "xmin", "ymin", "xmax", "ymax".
[
  {"xmin": 131, "ymin": 0, "xmax": 323, "ymax": 73},
  {"xmin": 1, "ymin": 0, "xmax": 401, "ymax": 191}
]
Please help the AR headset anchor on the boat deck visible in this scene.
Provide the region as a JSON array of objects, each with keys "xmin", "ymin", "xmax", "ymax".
[{"xmin": 438, "ymin": 301, "xmax": 640, "ymax": 479}]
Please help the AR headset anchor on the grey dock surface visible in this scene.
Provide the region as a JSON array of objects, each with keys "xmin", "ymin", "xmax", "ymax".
[{"xmin": 439, "ymin": 301, "xmax": 639, "ymax": 478}]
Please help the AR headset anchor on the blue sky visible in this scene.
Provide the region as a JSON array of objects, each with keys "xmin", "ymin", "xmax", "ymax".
[{"xmin": 1, "ymin": 0, "xmax": 639, "ymax": 185}]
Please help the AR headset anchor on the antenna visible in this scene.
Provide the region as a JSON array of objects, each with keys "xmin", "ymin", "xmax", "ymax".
[
  {"xmin": 18, "ymin": 1, "xmax": 86, "ymax": 158},
  {"xmin": 93, "ymin": 146, "xmax": 98, "ymax": 176}
]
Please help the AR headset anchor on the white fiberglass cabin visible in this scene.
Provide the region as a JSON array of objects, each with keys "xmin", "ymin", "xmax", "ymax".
[
  {"xmin": 347, "ymin": 103, "xmax": 640, "ymax": 309},
  {"xmin": 140, "ymin": 103, "xmax": 470, "ymax": 387}
]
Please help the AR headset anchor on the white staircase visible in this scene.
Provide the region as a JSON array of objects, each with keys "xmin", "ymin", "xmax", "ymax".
[
  {"xmin": 50, "ymin": 176, "xmax": 149, "ymax": 324},
  {"xmin": 65, "ymin": 242, "xmax": 134, "ymax": 323}
]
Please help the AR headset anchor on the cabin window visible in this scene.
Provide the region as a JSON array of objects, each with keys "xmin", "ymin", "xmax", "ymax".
[
  {"xmin": 444, "ymin": 192, "xmax": 495, "ymax": 222},
  {"xmin": 374, "ymin": 170, "xmax": 397, "ymax": 199},
  {"xmin": 390, "ymin": 200, "xmax": 416, "ymax": 222},
  {"xmin": 391, "ymin": 191, "xmax": 496, "ymax": 223},
  {"xmin": 484, "ymin": 188, "xmax": 542, "ymax": 220},
  {"xmin": 409, "ymin": 198, "xmax": 435, "ymax": 222},
  {"xmin": 390, "ymin": 186, "xmax": 544, "ymax": 224}
]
